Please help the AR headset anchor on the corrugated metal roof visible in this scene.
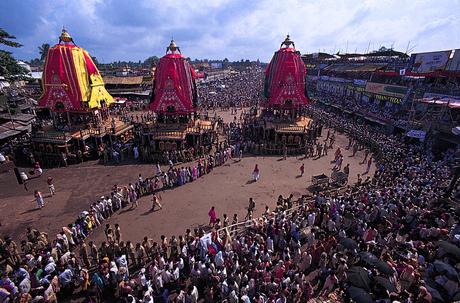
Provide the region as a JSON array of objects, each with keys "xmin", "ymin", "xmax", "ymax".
[
  {"xmin": 103, "ymin": 76, "xmax": 144, "ymax": 85},
  {"xmin": 323, "ymin": 63, "xmax": 387, "ymax": 73},
  {"xmin": 0, "ymin": 113, "xmax": 35, "ymax": 123}
]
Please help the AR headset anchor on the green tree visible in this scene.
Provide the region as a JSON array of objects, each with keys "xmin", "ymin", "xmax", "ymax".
[
  {"xmin": 29, "ymin": 58, "xmax": 41, "ymax": 66},
  {"xmin": 0, "ymin": 28, "xmax": 22, "ymax": 48},
  {"xmin": 143, "ymin": 56, "xmax": 159, "ymax": 67},
  {"xmin": 0, "ymin": 28, "xmax": 27, "ymax": 79},
  {"xmin": 0, "ymin": 51, "xmax": 27, "ymax": 78},
  {"xmin": 38, "ymin": 43, "xmax": 50, "ymax": 61}
]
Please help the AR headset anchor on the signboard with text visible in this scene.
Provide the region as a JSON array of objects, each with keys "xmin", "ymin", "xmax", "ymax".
[
  {"xmin": 447, "ymin": 49, "xmax": 460, "ymax": 71},
  {"xmin": 410, "ymin": 50, "xmax": 451, "ymax": 73},
  {"xmin": 406, "ymin": 129, "xmax": 426, "ymax": 141},
  {"xmin": 365, "ymin": 82, "xmax": 408, "ymax": 99},
  {"xmin": 353, "ymin": 79, "xmax": 367, "ymax": 86}
]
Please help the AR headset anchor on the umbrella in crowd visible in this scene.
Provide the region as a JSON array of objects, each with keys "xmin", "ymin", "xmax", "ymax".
[
  {"xmin": 433, "ymin": 260, "xmax": 459, "ymax": 281},
  {"xmin": 425, "ymin": 284, "xmax": 446, "ymax": 303},
  {"xmin": 339, "ymin": 237, "xmax": 358, "ymax": 250},
  {"xmin": 436, "ymin": 240, "xmax": 460, "ymax": 259},
  {"xmin": 374, "ymin": 276, "xmax": 397, "ymax": 293},
  {"xmin": 347, "ymin": 286, "xmax": 373, "ymax": 303},
  {"xmin": 347, "ymin": 266, "xmax": 371, "ymax": 291},
  {"xmin": 359, "ymin": 251, "xmax": 394, "ymax": 276}
]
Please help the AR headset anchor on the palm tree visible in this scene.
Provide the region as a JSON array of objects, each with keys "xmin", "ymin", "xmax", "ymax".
[
  {"xmin": 0, "ymin": 28, "xmax": 22, "ymax": 47},
  {"xmin": 38, "ymin": 43, "xmax": 50, "ymax": 61}
]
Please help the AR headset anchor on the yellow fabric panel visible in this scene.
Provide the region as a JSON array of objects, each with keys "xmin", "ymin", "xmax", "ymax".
[
  {"xmin": 88, "ymin": 73, "xmax": 114, "ymax": 108},
  {"xmin": 71, "ymin": 48, "xmax": 91, "ymax": 102}
]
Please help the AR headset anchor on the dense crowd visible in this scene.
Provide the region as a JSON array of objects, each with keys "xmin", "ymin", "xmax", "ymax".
[
  {"xmin": 1, "ymin": 98, "xmax": 459, "ymax": 302},
  {"xmin": 198, "ymin": 66, "xmax": 265, "ymax": 110},
  {"xmin": 313, "ymin": 91, "xmax": 402, "ymax": 123}
]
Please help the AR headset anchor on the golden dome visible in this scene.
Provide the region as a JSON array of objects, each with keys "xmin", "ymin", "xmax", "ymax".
[
  {"xmin": 166, "ymin": 39, "xmax": 181, "ymax": 54},
  {"xmin": 59, "ymin": 28, "xmax": 73, "ymax": 43}
]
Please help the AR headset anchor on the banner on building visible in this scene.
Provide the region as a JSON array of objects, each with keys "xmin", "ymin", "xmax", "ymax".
[
  {"xmin": 210, "ymin": 62, "xmax": 223, "ymax": 69},
  {"xmin": 410, "ymin": 51, "xmax": 451, "ymax": 73},
  {"xmin": 406, "ymin": 129, "xmax": 426, "ymax": 141},
  {"xmin": 373, "ymin": 94, "xmax": 402, "ymax": 104},
  {"xmin": 353, "ymin": 79, "xmax": 367, "ymax": 86},
  {"xmin": 365, "ymin": 82, "xmax": 408, "ymax": 98},
  {"xmin": 423, "ymin": 92, "xmax": 460, "ymax": 99},
  {"xmin": 447, "ymin": 49, "xmax": 460, "ymax": 71},
  {"xmin": 319, "ymin": 76, "xmax": 351, "ymax": 83}
]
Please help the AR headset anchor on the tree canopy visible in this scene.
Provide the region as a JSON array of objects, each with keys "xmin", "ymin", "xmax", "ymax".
[
  {"xmin": 0, "ymin": 28, "xmax": 22, "ymax": 48},
  {"xmin": 0, "ymin": 28, "xmax": 27, "ymax": 79},
  {"xmin": 143, "ymin": 56, "xmax": 159, "ymax": 67},
  {"xmin": 38, "ymin": 43, "xmax": 50, "ymax": 62}
]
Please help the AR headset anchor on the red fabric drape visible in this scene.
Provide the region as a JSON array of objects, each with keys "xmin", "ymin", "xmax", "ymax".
[
  {"xmin": 265, "ymin": 47, "xmax": 308, "ymax": 108},
  {"xmin": 150, "ymin": 53, "xmax": 196, "ymax": 114},
  {"xmin": 39, "ymin": 44, "xmax": 83, "ymax": 111}
]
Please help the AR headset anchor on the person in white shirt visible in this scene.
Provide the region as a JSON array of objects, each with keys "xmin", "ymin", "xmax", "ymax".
[
  {"xmin": 188, "ymin": 285, "xmax": 199, "ymax": 303},
  {"xmin": 266, "ymin": 236, "xmax": 274, "ymax": 252},
  {"xmin": 308, "ymin": 212, "xmax": 316, "ymax": 227}
]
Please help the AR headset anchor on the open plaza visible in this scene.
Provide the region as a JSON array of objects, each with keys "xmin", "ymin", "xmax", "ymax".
[{"xmin": 1, "ymin": 3, "xmax": 460, "ymax": 302}]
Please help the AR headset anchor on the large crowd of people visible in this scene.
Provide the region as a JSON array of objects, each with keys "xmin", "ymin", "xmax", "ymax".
[
  {"xmin": 198, "ymin": 66, "xmax": 265, "ymax": 110},
  {"xmin": 1, "ymin": 95, "xmax": 459, "ymax": 302},
  {"xmin": 1, "ymin": 65, "xmax": 460, "ymax": 303}
]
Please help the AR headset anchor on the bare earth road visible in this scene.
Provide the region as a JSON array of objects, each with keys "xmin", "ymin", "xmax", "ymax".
[{"xmin": 0, "ymin": 127, "xmax": 373, "ymax": 244}]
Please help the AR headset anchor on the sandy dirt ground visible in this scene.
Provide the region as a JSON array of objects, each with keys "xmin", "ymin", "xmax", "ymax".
[{"xmin": 0, "ymin": 110, "xmax": 374, "ymax": 244}]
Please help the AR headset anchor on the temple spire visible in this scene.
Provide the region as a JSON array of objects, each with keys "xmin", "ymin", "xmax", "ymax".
[
  {"xmin": 59, "ymin": 27, "xmax": 75, "ymax": 44},
  {"xmin": 166, "ymin": 39, "xmax": 181, "ymax": 54},
  {"xmin": 280, "ymin": 34, "xmax": 295, "ymax": 49}
]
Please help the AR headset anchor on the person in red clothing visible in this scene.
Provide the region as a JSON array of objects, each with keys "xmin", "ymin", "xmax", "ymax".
[
  {"xmin": 208, "ymin": 206, "xmax": 217, "ymax": 227},
  {"xmin": 47, "ymin": 177, "xmax": 55, "ymax": 196},
  {"xmin": 334, "ymin": 147, "xmax": 341, "ymax": 161},
  {"xmin": 299, "ymin": 163, "xmax": 305, "ymax": 177}
]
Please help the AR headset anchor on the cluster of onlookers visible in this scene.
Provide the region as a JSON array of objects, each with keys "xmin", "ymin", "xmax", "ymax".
[
  {"xmin": 1, "ymin": 101, "xmax": 457, "ymax": 302},
  {"xmin": 198, "ymin": 66, "xmax": 265, "ymax": 110}
]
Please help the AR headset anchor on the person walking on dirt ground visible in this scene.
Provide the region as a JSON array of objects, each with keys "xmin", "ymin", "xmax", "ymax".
[
  {"xmin": 208, "ymin": 206, "xmax": 217, "ymax": 228},
  {"xmin": 352, "ymin": 142, "xmax": 359, "ymax": 157},
  {"xmin": 34, "ymin": 190, "xmax": 44, "ymax": 209},
  {"xmin": 328, "ymin": 133, "xmax": 335, "ymax": 149},
  {"xmin": 316, "ymin": 143, "xmax": 323, "ymax": 158},
  {"xmin": 47, "ymin": 176, "xmax": 55, "ymax": 196},
  {"xmin": 151, "ymin": 192, "xmax": 163, "ymax": 211},
  {"xmin": 343, "ymin": 163, "xmax": 350, "ymax": 176},
  {"xmin": 361, "ymin": 149, "xmax": 370, "ymax": 164},
  {"xmin": 365, "ymin": 157, "xmax": 373, "ymax": 174},
  {"xmin": 252, "ymin": 164, "xmax": 260, "ymax": 181},
  {"xmin": 283, "ymin": 145, "xmax": 288, "ymax": 160},
  {"xmin": 248, "ymin": 197, "xmax": 256, "ymax": 213},
  {"xmin": 300, "ymin": 163, "xmax": 305, "ymax": 177},
  {"xmin": 115, "ymin": 224, "xmax": 122, "ymax": 244}
]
